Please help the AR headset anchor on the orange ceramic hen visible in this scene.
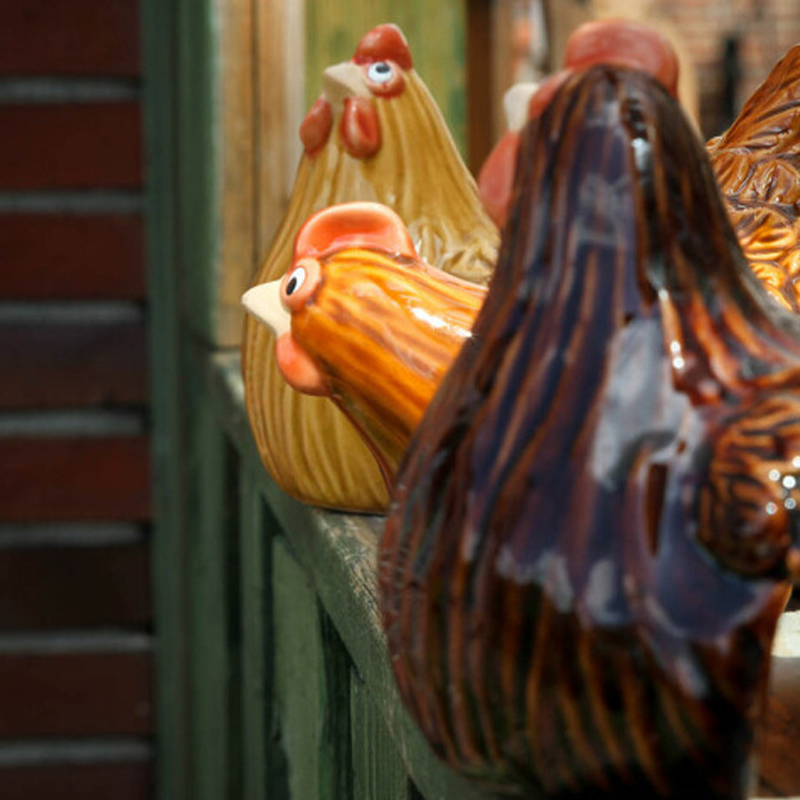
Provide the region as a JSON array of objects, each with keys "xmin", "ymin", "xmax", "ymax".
[
  {"xmin": 243, "ymin": 202, "xmax": 486, "ymax": 486},
  {"xmin": 242, "ymin": 24, "xmax": 498, "ymax": 512},
  {"xmin": 708, "ymin": 45, "xmax": 800, "ymax": 313}
]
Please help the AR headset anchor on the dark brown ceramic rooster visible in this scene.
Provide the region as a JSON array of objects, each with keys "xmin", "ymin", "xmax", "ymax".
[{"xmin": 379, "ymin": 63, "xmax": 800, "ymax": 800}]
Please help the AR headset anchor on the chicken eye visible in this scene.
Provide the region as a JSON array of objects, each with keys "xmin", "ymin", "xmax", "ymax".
[
  {"xmin": 367, "ymin": 62, "xmax": 393, "ymax": 84},
  {"xmin": 285, "ymin": 266, "xmax": 307, "ymax": 296}
]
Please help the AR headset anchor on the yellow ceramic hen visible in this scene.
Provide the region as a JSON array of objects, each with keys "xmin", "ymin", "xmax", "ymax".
[{"xmin": 242, "ymin": 24, "xmax": 498, "ymax": 512}]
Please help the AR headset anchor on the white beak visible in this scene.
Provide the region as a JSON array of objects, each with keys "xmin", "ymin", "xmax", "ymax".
[
  {"xmin": 322, "ymin": 61, "xmax": 370, "ymax": 110},
  {"xmin": 504, "ymin": 82, "xmax": 539, "ymax": 132},
  {"xmin": 242, "ymin": 281, "xmax": 291, "ymax": 338}
]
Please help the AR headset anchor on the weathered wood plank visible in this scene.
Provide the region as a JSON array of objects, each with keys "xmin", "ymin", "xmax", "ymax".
[
  {"xmin": 0, "ymin": 652, "xmax": 152, "ymax": 737},
  {"xmin": 351, "ymin": 671, "xmax": 409, "ymax": 800},
  {"xmin": 0, "ymin": 544, "xmax": 151, "ymax": 629},
  {"xmin": 0, "ymin": 322, "xmax": 148, "ymax": 409},
  {"xmin": 0, "ymin": 437, "xmax": 151, "ymax": 522},
  {"xmin": 142, "ymin": 0, "xmax": 193, "ymax": 794},
  {"xmin": 0, "ymin": 0, "xmax": 140, "ymax": 76},
  {"xmin": 0, "ymin": 104, "xmax": 143, "ymax": 190},
  {"xmin": 0, "ymin": 214, "xmax": 145, "ymax": 301},
  {"xmin": 273, "ymin": 538, "xmax": 353, "ymax": 799},
  {"xmin": 272, "ymin": 538, "xmax": 327, "ymax": 800},
  {"xmin": 254, "ymin": 0, "xmax": 304, "ymax": 261},
  {"xmin": 239, "ymin": 469, "xmax": 289, "ymax": 800},
  {"xmin": 187, "ymin": 398, "xmax": 239, "ymax": 800},
  {"xmin": 0, "ymin": 762, "xmax": 152, "ymax": 800}
]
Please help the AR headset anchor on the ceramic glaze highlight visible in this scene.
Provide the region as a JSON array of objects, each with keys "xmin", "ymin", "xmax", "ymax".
[
  {"xmin": 242, "ymin": 24, "xmax": 498, "ymax": 512},
  {"xmin": 379, "ymin": 65, "xmax": 800, "ymax": 799}
]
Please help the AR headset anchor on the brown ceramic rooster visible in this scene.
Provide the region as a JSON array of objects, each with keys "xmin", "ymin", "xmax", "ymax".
[
  {"xmin": 380, "ymin": 64, "xmax": 800, "ymax": 800},
  {"xmin": 708, "ymin": 44, "xmax": 800, "ymax": 313},
  {"xmin": 242, "ymin": 24, "xmax": 498, "ymax": 512}
]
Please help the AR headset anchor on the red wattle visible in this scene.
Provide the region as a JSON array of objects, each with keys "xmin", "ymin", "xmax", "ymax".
[
  {"xmin": 340, "ymin": 96, "xmax": 381, "ymax": 159},
  {"xmin": 275, "ymin": 333, "xmax": 327, "ymax": 396},
  {"xmin": 300, "ymin": 97, "xmax": 333, "ymax": 157},
  {"xmin": 478, "ymin": 131, "xmax": 520, "ymax": 229}
]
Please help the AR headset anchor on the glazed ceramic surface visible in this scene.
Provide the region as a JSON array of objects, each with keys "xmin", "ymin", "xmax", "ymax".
[
  {"xmin": 243, "ymin": 202, "xmax": 486, "ymax": 486},
  {"xmin": 708, "ymin": 45, "xmax": 800, "ymax": 313},
  {"xmin": 379, "ymin": 65, "xmax": 800, "ymax": 799},
  {"xmin": 242, "ymin": 24, "xmax": 498, "ymax": 512}
]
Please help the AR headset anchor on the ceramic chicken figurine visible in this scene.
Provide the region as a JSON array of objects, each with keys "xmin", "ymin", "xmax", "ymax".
[
  {"xmin": 243, "ymin": 202, "xmax": 486, "ymax": 486},
  {"xmin": 242, "ymin": 24, "xmax": 498, "ymax": 512},
  {"xmin": 481, "ymin": 24, "xmax": 800, "ymax": 316},
  {"xmin": 379, "ymin": 63, "xmax": 800, "ymax": 800},
  {"xmin": 708, "ymin": 45, "xmax": 800, "ymax": 313},
  {"xmin": 478, "ymin": 18, "xmax": 681, "ymax": 228}
]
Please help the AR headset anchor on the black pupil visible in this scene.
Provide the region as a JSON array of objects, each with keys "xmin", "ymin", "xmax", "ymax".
[
  {"xmin": 286, "ymin": 276, "xmax": 298, "ymax": 295},
  {"xmin": 375, "ymin": 62, "xmax": 390, "ymax": 74}
]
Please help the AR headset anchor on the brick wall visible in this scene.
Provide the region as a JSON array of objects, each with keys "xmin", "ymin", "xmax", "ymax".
[
  {"xmin": 653, "ymin": 0, "xmax": 800, "ymax": 134},
  {"xmin": 0, "ymin": 1, "xmax": 153, "ymax": 798}
]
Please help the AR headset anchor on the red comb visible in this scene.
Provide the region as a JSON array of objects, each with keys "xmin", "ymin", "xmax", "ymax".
[
  {"xmin": 354, "ymin": 24, "xmax": 413, "ymax": 70},
  {"xmin": 294, "ymin": 202, "xmax": 417, "ymax": 261}
]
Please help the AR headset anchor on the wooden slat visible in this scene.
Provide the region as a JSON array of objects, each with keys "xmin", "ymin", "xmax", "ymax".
[
  {"xmin": 141, "ymin": 0, "xmax": 192, "ymax": 792},
  {"xmin": 187, "ymin": 402, "xmax": 239, "ymax": 800},
  {"xmin": 239, "ymin": 470, "xmax": 289, "ymax": 800},
  {"xmin": 0, "ymin": 437, "xmax": 151, "ymax": 522},
  {"xmin": 273, "ymin": 539, "xmax": 332, "ymax": 799},
  {"xmin": 0, "ymin": 652, "xmax": 152, "ymax": 737},
  {"xmin": 0, "ymin": 215, "xmax": 145, "ymax": 301},
  {"xmin": 0, "ymin": 322, "xmax": 148, "ymax": 409},
  {"xmin": 350, "ymin": 672, "xmax": 409, "ymax": 800},
  {"xmin": 0, "ymin": 104, "xmax": 142, "ymax": 191},
  {"xmin": 466, "ymin": 0, "xmax": 494, "ymax": 174},
  {"xmin": 0, "ymin": 762, "xmax": 152, "ymax": 800},
  {"xmin": 0, "ymin": 0, "xmax": 140, "ymax": 76},
  {"xmin": 0, "ymin": 544, "xmax": 151, "ymax": 629}
]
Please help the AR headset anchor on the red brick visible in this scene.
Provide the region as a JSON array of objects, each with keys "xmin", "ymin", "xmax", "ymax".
[
  {"xmin": 0, "ymin": 544, "xmax": 151, "ymax": 629},
  {"xmin": 0, "ymin": 104, "xmax": 142, "ymax": 190},
  {"xmin": 0, "ymin": 437, "xmax": 152, "ymax": 522},
  {"xmin": 0, "ymin": 0, "xmax": 140, "ymax": 76},
  {"xmin": 0, "ymin": 322, "xmax": 148, "ymax": 410},
  {"xmin": 0, "ymin": 214, "xmax": 145, "ymax": 300},
  {"xmin": 0, "ymin": 652, "xmax": 152, "ymax": 737}
]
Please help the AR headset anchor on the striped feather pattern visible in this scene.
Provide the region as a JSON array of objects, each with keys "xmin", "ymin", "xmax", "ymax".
[
  {"xmin": 292, "ymin": 247, "xmax": 485, "ymax": 476},
  {"xmin": 708, "ymin": 45, "xmax": 800, "ymax": 313},
  {"xmin": 380, "ymin": 66, "xmax": 800, "ymax": 799}
]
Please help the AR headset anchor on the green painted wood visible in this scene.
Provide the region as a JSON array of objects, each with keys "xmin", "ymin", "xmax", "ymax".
[
  {"xmin": 350, "ymin": 670, "xmax": 409, "ymax": 800},
  {"xmin": 239, "ymin": 468, "xmax": 289, "ymax": 800},
  {"xmin": 207, "ymin": 351, "xmax": 506, "ymax": 800},
  {"xmin": 303, "ymin": 0, "xmax": 468, "ymax": 156},
  {"xmin": 272, "ymin": 538, "xmax": 353, "ymax": 799},
  {"xmin": 174, "ymin": 0, "xmax": 218, "ymax": 345},
  {"xmin": 141, "ymin": 0, "xmax": 192, "ymax": 797},
  {"xmin": 187, "ymin": 389, "xmax": 240, "ymax": 800}
]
